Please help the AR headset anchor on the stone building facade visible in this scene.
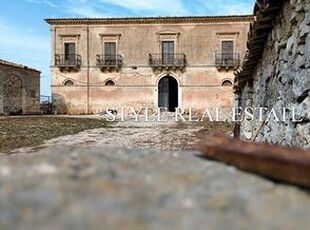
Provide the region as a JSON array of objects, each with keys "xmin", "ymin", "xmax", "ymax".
[
  {"xmin": 235, "ymin": 0, "xmax": 310, "ymax": 149},
  {"xmin": 45, "ymin": 16, "xmax": 252, "ymax": 114},
  {"xmin": 0, "ymin": 59, "xmax": 40, "ymax": 115}
]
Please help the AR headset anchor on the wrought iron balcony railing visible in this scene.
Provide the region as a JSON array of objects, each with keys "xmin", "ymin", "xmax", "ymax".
[
  {"xmin": 96, "ymin": 54, "xmax": 123, "ymax": 70},
  {"xmin": 55, "ymin": 54, "xmax": 81, "ymax": 68},
  {"xmin": 149, "ymin": 53, "xmax": 186, "ymax": 69},
  {"xmin": 215, "ymin": 53, "xmax": 240, "ymax": 68}
]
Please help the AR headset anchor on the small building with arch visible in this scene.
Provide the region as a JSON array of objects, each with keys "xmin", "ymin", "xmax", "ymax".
[
  {"xmin": 0, "ymin": 59, "xmax": 41, "ymax": 115},
  {"xmin": 45, "ymin": 15, "xmax": 252, "ymax": 114}
]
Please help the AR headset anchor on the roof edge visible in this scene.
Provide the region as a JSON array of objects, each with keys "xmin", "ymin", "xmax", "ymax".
[
  {"xmin": 235, "ymin": 0, "xmax": 284, "ymax": 88},
  {"xmin": 45, "ymin": 15, "xmax": 254, "ymax": 25},
  {"xmin": 0, "ymin": 59, "xmax": 41, "ymax": 73}
]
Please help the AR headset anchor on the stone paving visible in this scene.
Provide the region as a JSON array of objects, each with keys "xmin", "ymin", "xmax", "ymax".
[{"xmin": 0, "ymin": 117, "xmax": 310, "ymax": 230}]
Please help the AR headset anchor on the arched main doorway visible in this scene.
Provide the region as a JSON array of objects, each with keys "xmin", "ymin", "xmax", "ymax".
[{"xmin": 158, "ymin": 76, "xmax": 178, "ymax": 112}]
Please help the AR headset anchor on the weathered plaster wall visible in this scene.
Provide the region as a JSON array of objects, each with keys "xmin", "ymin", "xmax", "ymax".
[
  {"xmin": 48, "ymin": 17, "xmax": 251, "ymax": 114},
  {"xmin": 239, "ymin": 0, "xmax": 310, "ymax": 149}
]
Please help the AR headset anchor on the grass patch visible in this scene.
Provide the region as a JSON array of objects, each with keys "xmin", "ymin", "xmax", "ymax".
[{"xmin": 0, "ymin": 116, "xmax": 106, "ymax": 153}]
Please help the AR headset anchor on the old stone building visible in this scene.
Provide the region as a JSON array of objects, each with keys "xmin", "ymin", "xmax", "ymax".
[
  {"xmin": 45, "ymin": 16, "xmax": 252, "ymax": 114},
  {"xmin": 0, "ymin": 59, "xmax": 40, "ymax": 115},
  {"xmin": 235, "ymin": 0, "xmax": 310, "ymax": 149}
]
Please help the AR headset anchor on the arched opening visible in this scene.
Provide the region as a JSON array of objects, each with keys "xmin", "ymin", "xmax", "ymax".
[
  {"xmin": 3, "ymin": 75, "xmax": 23, "ymax": 114},
  {"xmin": 64, "ymin": 79, "xmax": 75, "ymax": 86},
  {"xmin": 158, "ymin": 76, "xmax": 178, "ymax": 112},
  {"xmin": 221, "ymin": 80, "xmax": 233, "ymax": 87},
  {"xmin": 105, "ymin": 80, "xmax": 116, "ymax": 86}
]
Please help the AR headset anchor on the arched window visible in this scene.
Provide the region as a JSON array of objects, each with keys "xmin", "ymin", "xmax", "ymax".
[
  {"xmin": 64, "ymin": 79, "xmax": 75, "ymax": 86},
  {"xmin": 221, "ymin": 80, "xmax": 233, "ymax": 87},
  {"xmin": 105, "ymin": 80, "xmax": 116, "ymax": 86}
]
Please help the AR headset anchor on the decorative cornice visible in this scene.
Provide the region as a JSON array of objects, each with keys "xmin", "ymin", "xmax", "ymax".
[
  {"xmin": 45, "ymin": 15, "xmax": 253, "ymax": 25},
  {"xmin": 157, "ymin": 31, "xmax": 180, "ymax": 36},
  {"xmin": 0, "ymin": 59, "xmax": 41, "ymax": 73},
  {"xmin": 99, "ymin": 33, "xmax": 122, "ymax": 38},
  {"xmin": 216, "ymin": 32, "xmax": 240, "ymax": 35},
  {"xmin": 59, "ymin": 34, "xmax": 81, "ymax": 38}
]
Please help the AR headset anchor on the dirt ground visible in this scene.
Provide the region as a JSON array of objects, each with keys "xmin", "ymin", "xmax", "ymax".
[
  {"xmin": 0, "ymin": 116, "xmax": 106, "ymax": 153},
  {"xmin": 0, "ymin": 115, "xmax": 232, "ymax": 153},
  {"xmin": 1, "ymin": 116, "xmax": 310, "ymax": 230}
]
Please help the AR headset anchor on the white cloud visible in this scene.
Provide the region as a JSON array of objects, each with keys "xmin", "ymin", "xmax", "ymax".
[
  {"xmin": 43, "ymin": 0, "xmax": 254, "ymax": 18},
  {"xmin": 60, "ymin": 0, "xmax": 189, "ymax": 17},
  {"xmin": 0, "ymin": 22, "xmax": 48, "ymax": 54},
  {"xmin": 98, "ymin": 0, "xmax": 189, "ymax": 15},
  {"xmin": 27, "ymin": 0, "xmax": 58, "ymax": 8},
  {"xmin": 0, "ymin": 19, "xmax": 51, "ymax": 94},
  {"xmin": 65, "ymin": 5, "xmax": 105, "ymax": 18},
  {"xmin": 24, "ymin": 0, "xmax": 255, "ymax": 18},
  {"xmin": 194, "ymin": 0, "xmax": 254, "ymax": 15},
  {"xmin": 62, "ymin": 0, "xmax": 117, "ymax": 17}
]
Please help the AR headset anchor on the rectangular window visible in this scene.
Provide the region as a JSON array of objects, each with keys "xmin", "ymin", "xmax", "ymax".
[
  {"xmin": 64, "ymin": 42, "xmax": 76, "ymax": 65},
  {"xmin": 104, "ymin": 42, "xmax": 116, "ymax": 64},
  {"xmin": 221, "ymin": 41, "xmax": 234, "ymax": 64},
  {"xmin": 162, "ymin": 41, "xmax": 174, "ymax": 64}
]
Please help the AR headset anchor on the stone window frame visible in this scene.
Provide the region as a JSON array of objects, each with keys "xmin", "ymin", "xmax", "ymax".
[
  {"xmin": 99, "ymin": 34, "xmax": 121, "ymax": 56},
  {"xmin": 157, "ymin": 31, "xmax": 180, "ymax": 54},
  {"xmin": 220, "ymin": 39, "xmax": 236, "ymax": 54},
  {"xmin": 63, "ymin": 79, "xmax": 75, "ymax": 86},
  {"xmin": 62, "ymin": 41, "xmax": 78, "ymax": 58},
  {"xmin": 221, "ymin": 79, "xmax": 233, "ymax": 87},
  {"xmin": 58, "ymin": 34, "xmax": 81, "ymax": 57},
  {"xmin": 216, "ymin": 32, "xmax": 239, "ymax": 54},
  {"xmin": 104, "ymin": 79, "xmax": 116, "ymax": 86}
]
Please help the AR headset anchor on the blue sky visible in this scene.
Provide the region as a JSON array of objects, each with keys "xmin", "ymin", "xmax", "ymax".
[{"xmin": 0, "ymin": 0, "xmax": 255, "ymax": 96}]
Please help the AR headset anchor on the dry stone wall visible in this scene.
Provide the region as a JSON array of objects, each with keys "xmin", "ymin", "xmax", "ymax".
[
  {"xmin": 0, "ymin": 63, "xmax": 40, "ymax": 115},
  {"xmin": 2, "ymin": 75, "xmax": 23, "ymax": 114},
  {"xmin": 239, "ymin": 0, "xmax": 310, "ymax": 149}
]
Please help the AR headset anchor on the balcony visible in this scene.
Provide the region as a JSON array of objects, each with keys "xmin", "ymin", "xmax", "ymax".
[
  {"xmin": 149, "ymin": 53, "xmax": 186, "ymax": 71},
  {"xmin": 55, "ymin": 54, "xmax": 81, "ymax": 72},
  {"xmin": 215, "ymin": 53, "xmax": 240, "ymax": 69},
  {"xmin": 97, "ymin": 54, "xmax": 122, "ymax": 72}
]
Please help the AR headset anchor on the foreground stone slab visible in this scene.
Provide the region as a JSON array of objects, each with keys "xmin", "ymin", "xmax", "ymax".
[
  {"xmin": 0, "ymin": 146, "xmax": 309, "ymax": 229},
  {"xmin": 199, "ymin": 134, "xmax": 310, "ymax": 188}
]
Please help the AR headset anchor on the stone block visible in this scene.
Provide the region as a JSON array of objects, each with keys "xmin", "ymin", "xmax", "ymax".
[
  {"xmin": 305, "ymin": 11, "xmax": 310, "ymax": 25},
  {"xmin": 286, "ymin": 35, "xmax": 297, "ymax": 55},
  {"xmin": 295, "ymin": 54, "xmax": 306, "ymax": 68},
  {"xmin": 290, "ymin": 0, "xmax": 297, "ymax": 7},
  {"xmin": 295, "ymin": 0, "xmax": 305, "ymax": 12},
  {"xmin": 294, "ymin": 97, "xmax": 310, "ymax": 122},
  {"xmin": 306, "ymin": 35, "xmax": 310, "ymax": 67},
  {"xmin": 292, "ymin": 69, "xmax": 310, "ymax": 98},
  {"xmin": 296, "ymin": 123, "xmax": 310, "ymax": 148},
  {"xmin": 297, "ymin": 44, "xmax": 306, "ymax": 55},
  {"xmin": 299, "ymin": 20, "xmax": 309, "ymax": 44}
]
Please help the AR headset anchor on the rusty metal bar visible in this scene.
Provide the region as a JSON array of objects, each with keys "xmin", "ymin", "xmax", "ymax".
[{"xmin": 198, "ymin": 134, "xmax": 310, "ymax": 189}]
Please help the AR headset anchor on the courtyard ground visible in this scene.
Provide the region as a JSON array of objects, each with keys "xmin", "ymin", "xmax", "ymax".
[
  {"xmin": 0, "ymin": 116, "xmax": 106, "ymax": 153},
  {"xmin": 0, "ymin": 116, "xmax": 309, "ymax": 229}
]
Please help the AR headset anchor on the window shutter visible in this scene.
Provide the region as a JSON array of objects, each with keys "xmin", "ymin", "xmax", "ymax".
[
  {"xmin": 162, "ymin": 41, "xmax": 174, "ymax": 64},
  {"xmin": 64, "ymin": 43, "xmax": 76, "ymax": 64},
  {"xmin": 221, "ymin": 41, "xmax": 234, "ymax": 64},
  {"xmin": 104, "ymin": 42, "xmax": 116, "ymax": 63},
  {"xmin": 222, "ymin": 41, "xmax": 234, "ymax": 54}
]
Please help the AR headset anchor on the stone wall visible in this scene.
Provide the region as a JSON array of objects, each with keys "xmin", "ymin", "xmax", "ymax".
[
  {"xmin": 237, "ymin": 0, "xmax": 310, "ymax": 149},
  {"xmin": 2, "ymin": 75, "xmax": 23, "ymax": 113},
  {"xmin": 0, "ymin": 61, "xmax": 41, "ymax": 115}
]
